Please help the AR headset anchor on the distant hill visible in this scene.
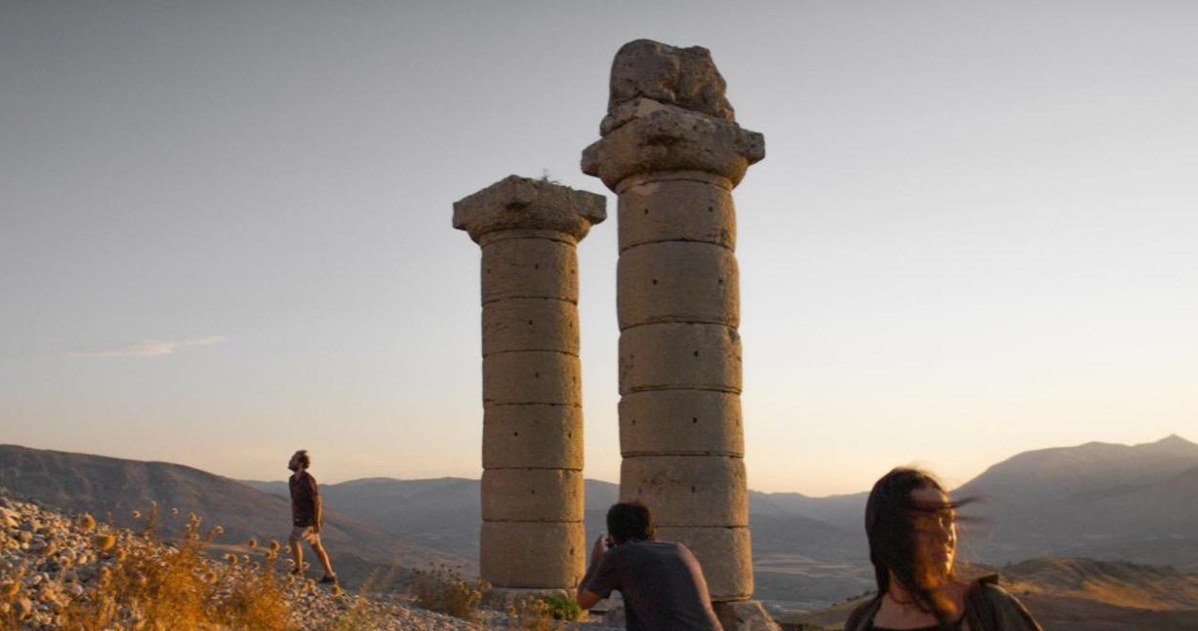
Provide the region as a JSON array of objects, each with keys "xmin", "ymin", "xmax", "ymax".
[
  {"xmin": 749, "ymin": 490, "xmax": 867, "ymax": 532},
  {"xmin": 783, "ymin": 557, "xmax": 1198, "ymax": 631},
  {"xmin": 0, "ymin": 444, "xmax": 470, "ymax": 587},
  {"xmin": 244, "ymin": 434, "xmax": 1198, "ymax": 609},
  {"xmin": 245, "ymin": 476, "xmax": 621, "ymax": 561},
  {"xmin": 956, "ymin": 435, "xmax": 1198, "ymax": 568},
  {"xmin": 8, "ymin": 434, "xmax": 1196, "ymax": 611}
]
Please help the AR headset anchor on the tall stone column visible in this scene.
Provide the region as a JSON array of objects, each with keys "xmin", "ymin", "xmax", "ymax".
[
  {"xmin": 453, "ymin": 175, "xmax": 606, "ymax": 592},
  {"xmin": 582, "ymin": 40, "xmax": 774, "ymax": 629}
]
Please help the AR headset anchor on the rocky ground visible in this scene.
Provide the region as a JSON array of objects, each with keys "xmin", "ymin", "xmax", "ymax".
[{"xmin": 0, "ymin": 492, "xmax": 621, "ymax": 630}]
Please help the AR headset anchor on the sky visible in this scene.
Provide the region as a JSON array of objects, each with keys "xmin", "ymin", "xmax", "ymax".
[{"xmin": 2, "ymin": 1, "xmax": 1195, "ymax": 496}]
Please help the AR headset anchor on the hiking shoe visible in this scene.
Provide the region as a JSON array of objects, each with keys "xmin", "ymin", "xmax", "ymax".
[{"xmin": 319, "ymin": 575, "xmax": 337, "ymax": 585}]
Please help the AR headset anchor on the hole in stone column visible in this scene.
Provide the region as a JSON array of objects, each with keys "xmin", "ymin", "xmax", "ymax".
[
  {"xmin": 708, "ymin": 205, "xmax": 714, "ymax": 213},
  {"xmin": 717, "ymin": 278, "xmax": 724, "ymax": 285},
  {"xmin": 567, "ymin": 432, "xmax": 572, "ymax": 438},
  {"xmin": 534, "ymin": 372, "xmax": 540, "ymax": 378},
  {"xmin": 692, "ymin": 417, "xmax": 698, "ymax": 423},
  {"xmin": 691, "ymin": 486, "xmax": 697, "ymax": 493},
  {"xmin": 644, "ymin": 208, "xmax": 649, "ymax": 215},
  {"xmin": 651, "ymin": 279, "xmax": 658, "ymax": 285},
  {"xmin": 530, "ymin": 489, "xmax": 536, "ymax": 494},
  {"xmin": 534, "ymin": 263, "xmax": 540, "ymax": 270},
  {"xmin": 631, "ymin": 419, "xmax": 637, "ymax": 425},
  {"xmin": 693, "ymin": 350, "xmax": 699, "ymax": 357},
  {"xmin": 513, "ymin": 432, "xmax": 519, "ymax": 437},
  {"xmin": 528, "ymin": 319, "xmax": 534, "ymax": 325}
]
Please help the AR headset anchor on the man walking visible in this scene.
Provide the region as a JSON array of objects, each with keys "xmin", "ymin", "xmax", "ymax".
[
  {"xmin": 577, "ymin": 501, "xmax": 723, "ymax": 630},
  {"xmin": 288, "ymin": 449, "xmax": 337, "ymax": 584}
]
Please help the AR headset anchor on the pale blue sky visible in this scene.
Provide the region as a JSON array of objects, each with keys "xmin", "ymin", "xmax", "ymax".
[{"xmin": 2, "ymin": 1, "xmax": 1195, "ymax": 494}]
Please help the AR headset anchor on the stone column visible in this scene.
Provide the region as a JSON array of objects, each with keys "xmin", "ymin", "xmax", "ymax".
[
  {"xmin": 582, "ymin": 40, "xmax": 774, "ymax": 629},
  {"xmin": 453, "ymin": 175, "xmax": 606, "ymax": 592}
]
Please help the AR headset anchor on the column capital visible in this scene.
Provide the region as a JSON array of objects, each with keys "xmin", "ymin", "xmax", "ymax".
[
  {"xmin": 581, "ymin": 39, "xmax": 764, "ymax": 191},
  {"xmin": 582, "ymin": 101, "xmax": 764, "ymax": 191},
  {"xmin": 453, "ymin": 175, "xmax": 607, "ymax": 244}
]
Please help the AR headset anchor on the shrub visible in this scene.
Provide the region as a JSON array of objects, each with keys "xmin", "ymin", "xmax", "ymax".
[
  {"xmin": 506, "ymin": 596, "xmax": 565, "ymax": 631},
  {"xmin": 540, "ymin": 593, "xmax": 582, "ymax": 621},
  {"xmin": 410, "ymin": 565, "xmax": 489, "ymax": 621}
]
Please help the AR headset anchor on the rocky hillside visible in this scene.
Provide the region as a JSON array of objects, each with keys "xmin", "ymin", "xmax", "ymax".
[{"xmin": 0, "ymin": 492, "xmax": 487, "ymax": 630}]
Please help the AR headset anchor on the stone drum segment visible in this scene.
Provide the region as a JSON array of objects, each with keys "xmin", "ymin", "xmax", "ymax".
[
  {"xmin": 453, "ymin": 175, "xmax": 606, "ymax": 591},
  {"xmin": 583, "ymin": 39, "xmax": 774, "ymax": 629}
]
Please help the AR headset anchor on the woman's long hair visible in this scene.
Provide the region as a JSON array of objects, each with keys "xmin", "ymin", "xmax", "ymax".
[{"xmin": 865, "ymin": 467, "xmax": 967, "ymax": 625}]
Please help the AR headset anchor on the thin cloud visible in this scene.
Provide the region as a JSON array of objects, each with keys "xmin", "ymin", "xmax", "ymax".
[{"xmin": 63, "ymin": 336, "xmax": 227, "ymax": 358}]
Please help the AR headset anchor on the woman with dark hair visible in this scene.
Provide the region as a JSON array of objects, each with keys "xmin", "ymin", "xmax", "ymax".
[{"xmin": 844, "ymin": 467, "xmax": 1042, "ymax": 631}]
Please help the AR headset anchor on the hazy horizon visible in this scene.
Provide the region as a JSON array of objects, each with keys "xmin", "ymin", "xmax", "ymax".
[{"xmin": 3, "ymin": 1, "xmax": 1196, "ymax": 495}]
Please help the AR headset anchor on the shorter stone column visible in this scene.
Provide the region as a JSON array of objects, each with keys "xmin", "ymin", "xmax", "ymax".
[{"xmin": 453, "ymin": 175, "xmax": 606, "ymax": 592}]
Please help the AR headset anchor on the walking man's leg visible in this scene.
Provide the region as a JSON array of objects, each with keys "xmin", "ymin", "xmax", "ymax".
[
  {"xmin": 310, "ymin": 540, "xmax": 335, "ymax": 581},
  {"xmin": 289, "ymin": 532, "xmax": 305, "ymax": 575}
]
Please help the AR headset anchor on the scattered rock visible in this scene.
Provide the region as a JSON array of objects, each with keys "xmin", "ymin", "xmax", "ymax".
[{"xmin": 0, "ymin": 491, "xmax": 622, "ymax": 630}]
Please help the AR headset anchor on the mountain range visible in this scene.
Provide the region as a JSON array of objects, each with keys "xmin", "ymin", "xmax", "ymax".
[{"xmin": 2, "ymin": 434, "xmax": 1195, "ymax": 610}]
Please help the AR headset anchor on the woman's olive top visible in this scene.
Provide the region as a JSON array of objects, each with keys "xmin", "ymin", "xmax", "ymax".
[{"xmin": 843, "ymin": 576, "xmax": 1044, "ymax": 631}]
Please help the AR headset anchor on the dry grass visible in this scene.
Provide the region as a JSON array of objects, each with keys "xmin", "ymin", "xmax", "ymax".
[
  {"xmin": 410, "ymin": 563, "xmax": 489, "ymax": 621},
  {"xmin": 55, "ymin": 505, "xmax": 291, "ymax": 630},
  {"xmin": 505, "ymin": 596, "xmax": 569, "ymax": 631}
]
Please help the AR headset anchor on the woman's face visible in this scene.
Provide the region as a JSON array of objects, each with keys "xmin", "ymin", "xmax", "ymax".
[{"xmin": 910, "ymin": 485, "xmax": 956, "ymax": 581}]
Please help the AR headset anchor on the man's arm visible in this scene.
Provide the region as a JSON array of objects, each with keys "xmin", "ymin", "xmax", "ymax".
[
  {"xmin": 310, "ymin": 475, "xmax": 323, "ymax": 533},
  {"xmin": 576, "ymin": 535, "xmax": 609, "ymax": 609},
  {"xmin": 577, "ymin": 589, "xmax": 602, "ymax": 610}
]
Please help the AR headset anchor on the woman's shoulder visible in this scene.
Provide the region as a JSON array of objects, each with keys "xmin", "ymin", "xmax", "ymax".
[
  {"xmin": 968, "ymin": 575, "xmax": 1022, "ymax": 605},
  {"xmin": 965, "ymin": 576, "xmax": 1044, "ymax": 631},
  {"xmin": 842, "ymin": 594, "xmax": 884, "ymax": 631}
]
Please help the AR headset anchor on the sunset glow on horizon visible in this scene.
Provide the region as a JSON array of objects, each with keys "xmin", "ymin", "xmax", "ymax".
[{"xmin": 3, "ymin": 1, "xmax": 1195, "ymax": 496}]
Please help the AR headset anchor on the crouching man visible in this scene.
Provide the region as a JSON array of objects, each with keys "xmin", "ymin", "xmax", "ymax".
[{"xmin": 577, "ymin": 501, "xmax": 723, "ymax": 630}]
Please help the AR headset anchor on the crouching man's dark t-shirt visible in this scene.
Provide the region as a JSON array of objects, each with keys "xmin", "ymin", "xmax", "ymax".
[{"xmin": 583, "ymin": 540, "xmax": 723, "ymax": 631}]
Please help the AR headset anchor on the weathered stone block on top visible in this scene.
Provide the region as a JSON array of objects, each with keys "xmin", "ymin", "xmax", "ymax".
[
  {"xmin": 619, "ymin": 323, "xmax": 741, "ymax": 395},
  {"xmin": 454, "ymin": 175, "xmax": 606, "ymax": 243},
  {"xmin": 482, "ymin": 468, "xmax": 584, "ymax": 522},
  {"xmin": 481, "ymin": 521, "xmax": 586, "ymax": 588},
  {"xmin": 483, "ymin": 298, "xmax": 580, "ymax": 355},
  {"xmin": 604, "ymin": 39, "xmax": 734, "ymax": 133},
  {"xmin": 655, "ymin": 525, "xmax": 753, "ymax": 600},
  {"xmin": 582, "ymin": 104, "xmax": 764, "ymax": 190},
  {"xmin": 483, "ymin": 351, "xmax": 581, "ymax": 406},
  {"xmin": 482, "ymin": 238, "xmax": 578, "ymax": 304},
  {"xmin": 617, "ymin": 241, "xmax": 738, "ymax": 329},
  {"xmin": 619, "ymin": 455, "xmax": 748, "ymax": 527},
  {"xmin": 617, "ymin": 174, "xmax": 736, "ymax": 251},
  {"xmin": 619, "ymin": 390, "xmax": 743, "ymax": 457},
  {"xmin": 483, "ymin": 404, "xmax": 583, "ymax": 470}
]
